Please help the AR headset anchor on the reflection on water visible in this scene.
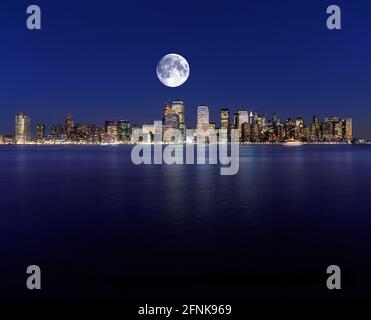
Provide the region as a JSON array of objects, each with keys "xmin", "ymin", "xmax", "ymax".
[{"xmin": 0, "ymin": 145, "xmax": 371, "ymax": 299}]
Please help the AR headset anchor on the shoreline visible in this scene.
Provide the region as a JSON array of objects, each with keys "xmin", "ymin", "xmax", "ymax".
[{"xmin": 0, "ymin": 142, "xmax": 367, "ymax": 146}]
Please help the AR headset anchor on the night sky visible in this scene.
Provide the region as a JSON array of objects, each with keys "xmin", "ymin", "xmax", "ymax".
[{"xmin": 0, "ymin": 0, "xmax": 370, "ymax": 137}]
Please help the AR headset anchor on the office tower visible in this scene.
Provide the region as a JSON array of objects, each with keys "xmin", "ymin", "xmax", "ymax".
[
  {"xmin": 219, "ymin": 109, "xmax": 229, "ymax": 143},
  {"xmin": 105, "ymin": 120, "xmax": 114, "ymax": 133},
  {"xmin": 36, "ymin": 123, "xmax": 45, "ymax": 141},
  {"xmin": 220, "ymin": 109, "xmax": 229, "ymax": 130},
  {"xmin": 163, "ymin": 104, "xmax": 172, "ymax": 123},
  {"xmin": 334, "ymin": 121, "xmax": 343, "ymax": 141},
  {"xmin": 15, "ymin": 113, "xmax": 31, "ymax": 144},
  {"xmin": 295, "ymin": 117, "xmax": 304, "ymax": 140},
  {"xmin": 323, "ymin": 117, "xmax": 338, "ymax": 142},
  {"xmin": 171, "ymin": 100, "xmax": 185, "ymax": 130},
  {"xmin": 272, "ymin": 113, "xmax": 279, "ymax": 125},
  {"xmin": 237, "ymin": 109, "xmax": 249, "ymax": 126},
  {"xmin": 252, "ymin": 112, "xmax": 264, "ymax": 142},
  {"xmin": 284, "ymin": 118, "xmax": 295, "ymax": 140},
  {"xmin": 117, "ymin": 120, "xmax": 132, "ymax": 142},
  {"xmin": 3, "ymin": 135, "xmax": 15, "ymax": 144},
  {"xmin": 344, "ymin": 118, "xmax": 353, "ymax": 142},
  {"xmin": 295, "ymin": 117, "xmax": 304, "ymax": 128},
  {"xmin": 270, "ymin": 114, "xmax": 281, "ymax": 142},
  {"xmin": 197, "ymin": 105, "xmax": 209, "ymax": 133},
  {"xmin": 237, "ymin": 109, "xmax": 249, "ymax": 139},
  {"xmin": 277, "ymin": 123, "xmax": 284, "ymax": 142},
  {"xmin": 233, "ymin": 113, "xmax": 238, "ymax": 129},
  {"xmin": 74, "ymin": 124, "xmax": 87, "ymax": 142},
  {"xmin": 209, "ymin": 122, "xmax": 216, "ymax": 130},
  {"xmin": 84, "ymin": 124, "xmax": 102, "ymax": 144},
  {"xmin": 309, "ymin": 116, "xmax": 320, "ymax": 142},
  {"xmin": 65, "ymin": 114, "xmax": 74, "ymax": 141},
  {"xmin": 106, "ymin": 122, "xmax": 118, "ymax": 143},
  {"xmin": 163, "ymin": 112, "xmax": 180, "ymax": 129},
  {"xmin": 241, "ymin": 122, "xmax": 251, "ymax": 143},
  {"xmin": 49, "ymin": 124, "xmax": 64, "ymax": 138}
]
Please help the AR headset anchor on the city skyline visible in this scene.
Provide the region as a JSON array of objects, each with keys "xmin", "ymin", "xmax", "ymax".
[{"xmin": 2, "ymin": 102, "xmax": 355, "ymax": 144}]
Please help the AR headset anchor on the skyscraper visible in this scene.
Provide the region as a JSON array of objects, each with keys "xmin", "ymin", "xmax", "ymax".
[
  {"xmin": 241, "ymin": 122, "xmax": 251, "ymax": 143},
  {"xmin": 105, "ymin": 121, "xmax": 118, "ymax": 143},
  {"xmin": 163, "ymin": 112, "xmax": 180, "ymax": 129},
  {"xmin": 220, "ymin": 109, "xmax": 230, "ymax": 143},
  {"xmin": 65, "ymin": 114, "xmax": 74, "ymax": 141},
  {"xmin": 220, "ymin": 108, "xmax": 230, "ymax": 130},
  {"xmin": 323, "ymin": 117, "xmax": 338, "ymax": 142},
  {"xmin": 105, "ymin": 120, "xmax": 114, "ymax": 133},
  {"xmin": 163, "ymin": 104, "xmax": 172, "ymax": 123},
  {"xmin": 197, "ymin": 105, "xmax": 209, "ymax": 133},
  {"xmin": 345, "ymin": 118, "xmax": 353, "ymax": 142},
  {"xmin": 237, "ymin": 108, "xmax": 249, "ymax": 139},
  {"xmin": 15, "ymin": 113, "xmax": 31, "ymax": 144},
  {"xmin": 295, "ymin": 117, "xmax": 304, "ymax": 140},
  {"xmin": 171, "ymin": 100, "xmax": 185, "ymax": 130},
  {"xmin": 36, "ymin": 123, "xmax": 46, "ymax": 141},
  {"xmin": 309, "ymin": 116, "xmax": 320, "ymax": 142},
  {"xmin": 117, "ymin": 120, "xmax": 132, "ymax": 142},
  {"xmin": 49, "ymin": 124, "xmax": 64, "ymax": 138}
]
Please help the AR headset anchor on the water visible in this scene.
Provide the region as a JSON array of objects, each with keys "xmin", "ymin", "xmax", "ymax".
[{"xmin": 0, "ymin": 145, "xmax": 371, "ymax": 299}]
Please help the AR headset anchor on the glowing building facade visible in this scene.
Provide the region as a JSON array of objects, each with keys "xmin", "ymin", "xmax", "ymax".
[{"xmin": 15, "ymin": 113, "xmax": 31, "ymax": 144}]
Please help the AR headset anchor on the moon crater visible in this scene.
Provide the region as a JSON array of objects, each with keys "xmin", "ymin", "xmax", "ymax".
[{"xmin": 157, "ymin": 54, "xmax": 190, "ymax": 87}]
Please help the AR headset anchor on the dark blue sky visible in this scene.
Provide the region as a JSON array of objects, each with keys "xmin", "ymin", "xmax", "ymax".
[{"xmin": 0, "ymin": 0, "xmax": 370, "ymax": 137}]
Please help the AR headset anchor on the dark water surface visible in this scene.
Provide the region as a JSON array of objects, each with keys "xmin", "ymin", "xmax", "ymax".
[{"xmin": 1, "ymin": 145, "xmax": 371, "ymax": 299}]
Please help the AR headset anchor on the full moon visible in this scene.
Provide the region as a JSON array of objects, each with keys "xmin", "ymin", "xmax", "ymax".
[{"xmin": 156, "ymin": 53, "xmax": 190, "ymax": 87}]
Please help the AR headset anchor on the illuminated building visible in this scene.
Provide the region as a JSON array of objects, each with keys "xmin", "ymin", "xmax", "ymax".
[
  {"xmin": 164, "ymin": 112, "xmax": 179, "ymax": 129},
  {"xmin": 344, "ymin": 118, "xmax": 353, "ymax": 142},
  {"xmin": 105, "ymin": 120, "xmax": 114, "ymax": 133},
  {"xmin": 117, "ymin": 120, "xmax": 132, "ymax": 142},
  {"xmin": 219, "ymin": 108, "xmax": 230, "ymax": 143},
  {"xmin": 49, "ymin": 124, "xmax": 64, "ymax": 139},
  {"xmin": 36, "ymin": 123, "xmax": 45, "ymax": 141},
  {"xmin": 106, "ymin": 123, "xmax": 118, "ymax": 143},
  {"xmin": 233, "ymin": 113, "xmax": 238, "ymax": 129},
  {"xmin": 197, "ymin": 105, "xmax": 209, "ymax": 134},
  {"xmin": 309, "ymin": 116, "xmax": 320, "ymax": 142},
  {"xmin": 65, "ymin": 114, "xmax": 74, "ymax": 141},
  {"xmin": 3, "ymin": 135, "xmax": 15, "ymax": 144},
  {"xmin": 237, "ymin": 108, "xmax": 249, "ymax": 139},
  {"xmin": 334, "ymin": 121, "xmax": 343, "ymax": 141},
  {"xmin": 209, "ymin": 122, "xmax": 216, "ymax": 130},
  {"xmin": 75, "ymin": 124, "xmax": 89, "ymax": 142},
  {"xmin": 295, "ymin": 117, "xmax": 304, "ymax": 140},
  {"xmin": 88, "ymin": 125, "xmax": 104, "ymax": 144},
  {"xmin": 163, "ymin": 104, "xmax": 172, "ymax": 123},
  {"xmin": 15, "ymin": 113, "xmax": 31, "ymax": 144},
  {"xmin": 241, "ymin": 122, "xmax": 251, "ymax": 143},
  {"xmin": 220, "ymin": 109, "xmax": 229, "ymax": 130},
  {"xmin": 323, "ymin": 117, "xmax": 339, "ymax": 142},
  {"xmin": 284, "ymin": 118, "xmax": 295, "ymax": 140},
  {"xmin": 171, "ymin": 100, "xmax": 185, "ymax": 130}
]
